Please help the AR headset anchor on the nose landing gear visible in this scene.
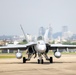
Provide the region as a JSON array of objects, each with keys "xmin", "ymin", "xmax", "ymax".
[
  {"xmin": 38, "ymin": 59, "xmax": 44, "ymax": 64},
  {"xmin": 37, "ymin": 57, "xmax": 53, "ymax": 64}
]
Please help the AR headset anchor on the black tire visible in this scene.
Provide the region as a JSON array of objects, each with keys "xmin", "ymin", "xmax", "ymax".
[
  {"xmin": 49, "ymin": 57, "xmax": 53, "ymax": 63},
  {"xmin": 23, "ymin": 57, "xmax": 26, "ymax": 63},
  {"xmin": 38, "ymin": 59, "xmax": 40, "ymax": 64},
  {"xmin": 41, "ymin": 59, "xmax": 44, "ymax": 64}
]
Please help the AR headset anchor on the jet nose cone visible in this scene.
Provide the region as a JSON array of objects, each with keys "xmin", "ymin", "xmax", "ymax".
[
  {"xmin": 40, "ymin": 45, "xmax": 46, "ymax": 52},
  {"xmin": 41, "ymin": 47, "xmax": 46, "ymax": 50}
]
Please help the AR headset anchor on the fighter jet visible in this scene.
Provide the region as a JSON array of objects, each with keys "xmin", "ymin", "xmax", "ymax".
[{"xmin": 0, "ymin": 25, "xmax": 76, "ymax": 64}]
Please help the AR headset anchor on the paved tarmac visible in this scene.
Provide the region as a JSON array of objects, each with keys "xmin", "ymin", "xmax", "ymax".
[{"xmin": 0, "ymin": 55, "xmax": 76, "ymax": 75}]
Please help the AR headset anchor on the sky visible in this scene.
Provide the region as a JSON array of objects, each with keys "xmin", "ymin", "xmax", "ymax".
[{"xmin": 0, "ymin": 0, "xmax": 76, "ymax": 35}]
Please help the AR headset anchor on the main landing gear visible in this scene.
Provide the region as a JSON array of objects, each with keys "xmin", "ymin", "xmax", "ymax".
[
  {"xmin": 23, "ymin": 53, "xmax": 33, "ymax": 63},
  {"xmin": 49, "ymin": 57, "xmax": 53, "ymax": 63},
  {"xmin": 23, "ymin": 57, "xmax": 27, "ymax": 63},
  {"xmin": 23, "ymin": 57, "xmax": 53, "ymax": 64}
]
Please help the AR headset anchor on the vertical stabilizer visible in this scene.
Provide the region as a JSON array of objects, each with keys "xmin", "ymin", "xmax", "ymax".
[
  {"xmin": 20, "ymin": 24, "xmax": 29, "ymax": 43},
  {"xmin": 44, "ymin": 28, "xmax": 49, "ymax": 43}
]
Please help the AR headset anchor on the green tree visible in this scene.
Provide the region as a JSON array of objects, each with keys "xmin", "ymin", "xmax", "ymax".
[{"xmin": 19, "ymin": 39, "xmax": 27, "ymax": 44}]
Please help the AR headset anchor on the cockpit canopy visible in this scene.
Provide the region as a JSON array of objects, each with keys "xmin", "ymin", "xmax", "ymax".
[
  {"xmin": 37, "ymin": 40, "xmax": 45, "ymax": 45},
  {"xmin": 37, "ymin": 36, "xmax": 43, "ymax": 41}
]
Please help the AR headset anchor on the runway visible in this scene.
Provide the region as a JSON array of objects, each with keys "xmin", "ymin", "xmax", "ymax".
[{"xmin": 0, "ymin": 54, "xmax": 76, "ymax": 75}]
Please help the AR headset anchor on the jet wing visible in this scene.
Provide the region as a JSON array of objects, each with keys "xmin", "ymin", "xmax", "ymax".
[
  {"xmin": 0, "ymin": 42, "xmax": 37, "ymax": 50},
  {"xmin": 48, "ymin": 44, "xmax": 76, "ymax": 50}
]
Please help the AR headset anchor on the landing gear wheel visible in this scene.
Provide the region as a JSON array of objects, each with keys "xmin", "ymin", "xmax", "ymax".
[
  {"xmin": 49, "ymin": 57, "xmax": 53, "ymax": 63},
  {"xmin": 38, "ymin": 59, "xmax": 40, "ymax": 64},
  {"xmin": 23, "ymin": 57, "xmax": 26, "ymax": 63},
  {"xmin": 41, "ymin": 59, "xmax": 44, "ymax": 64}
]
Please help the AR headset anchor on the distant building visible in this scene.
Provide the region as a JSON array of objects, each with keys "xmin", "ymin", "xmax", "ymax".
[
  {"xmin": 62, "ymin": 26, "xmax": 73, "ymax": 40},
  {"xmin": 62, "ymin": 26, "xmax": 68, "ymax": 33},
  {"xmin": 71, "ymin": 34, "xmax": 76, "ymax": 40},
  {"xmin": 2, "ymin": 50, "xmax": 13, "ymax": 53},
  {"xmin": 62, "ymin": 26, "xmax": 68, "ymax": 39}
]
